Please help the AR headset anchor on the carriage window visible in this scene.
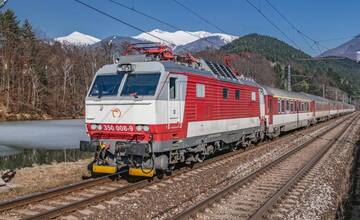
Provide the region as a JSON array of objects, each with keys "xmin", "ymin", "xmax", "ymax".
[
  {"xmin": 89, "ymin": 74, "xmax": 124, "ymax": 97},
  {"xmin": 286, "ymin": 100, "xmax": 290, "ymax": 111},
  {"xmin": 169, "ymin": 77, "xmax": 177, "ymax": 99},
  {"xmin": 278, "ymin": 100, "xmax": 281, "ymax": 113},
  {"xmin": 121, "ymin": 73, "xmax": 160, "ymax": 96},
  {"xmin": 196, "ymin": 83, "xmax": 205, "ymax": 98},
  {"xmin": 223, "ymin": 88, "xmax": 228, "ymax": 99},
  {"xmin": 281, "ymin": 100, "xmax": 285, "ymax": 112},
  {"xmin": 235, "ymin": 90, "xmax": 240, "ymax": 100}
]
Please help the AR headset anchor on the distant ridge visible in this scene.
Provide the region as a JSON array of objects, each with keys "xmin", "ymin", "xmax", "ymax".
[{"xmin": 319, "ymin": 35, "xmax": 360, "ymax": 61}]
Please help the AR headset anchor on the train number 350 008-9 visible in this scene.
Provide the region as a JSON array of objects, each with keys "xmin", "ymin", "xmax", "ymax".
[{"xmin": 102, "ymin": 124, "xmax": 134, "ymax": 132}]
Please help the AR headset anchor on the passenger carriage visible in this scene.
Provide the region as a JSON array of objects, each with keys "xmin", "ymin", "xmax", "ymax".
[{"xmin": 262, "ymin": 86, "xmax": 314, "ymax": 136}]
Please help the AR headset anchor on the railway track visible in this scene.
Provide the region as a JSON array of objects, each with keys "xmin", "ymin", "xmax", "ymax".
[
  {"xmin": 172, "ymin": 113, "xmax": 358, "ymax": 220},
  {"xmin": 0, "ymin": 134, "xmax": 291, "ymax": 219},
  {"xmin": 0, "ymin": 115, "xmax": 353, "ymax": 220}
]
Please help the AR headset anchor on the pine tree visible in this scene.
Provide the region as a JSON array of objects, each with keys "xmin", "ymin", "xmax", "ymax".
[
  {"xmin": 0, "ymin": 10, "xmax": 21, "ymax": 111},
  {"xmin": 0, "ymin": 9, "xmax": 20, "ymax": 43},
  {"xmin": 21, "ymin": 19, "xmax": 35, "ymax": 41}
]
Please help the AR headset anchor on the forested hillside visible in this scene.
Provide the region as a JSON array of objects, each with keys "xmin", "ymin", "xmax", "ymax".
[
  {"xmin": 0, "ymin": 10, "xmax": 110, "ymax": 120},
  {"xmin": 222, "ymin": 34, "xmax": 360, "ymax": 98}
]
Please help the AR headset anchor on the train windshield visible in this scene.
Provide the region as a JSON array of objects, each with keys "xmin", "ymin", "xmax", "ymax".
[
  {"xmin": 121, "ymin": 73, "xmax": 161, "ymax": 96},
  {"xmin": 89, "ymin": 74, "xmax": 124, "ymax": 97}
]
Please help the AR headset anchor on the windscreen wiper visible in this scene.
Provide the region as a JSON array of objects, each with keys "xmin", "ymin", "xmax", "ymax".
[{"xmin": 98, "ymin": 78, "xmax": 105, "ymax": 98}]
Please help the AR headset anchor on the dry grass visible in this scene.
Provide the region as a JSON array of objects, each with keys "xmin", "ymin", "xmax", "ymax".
[{"xmin": 0, "ymin": 159, "xmax": 92, "ymax": 201}]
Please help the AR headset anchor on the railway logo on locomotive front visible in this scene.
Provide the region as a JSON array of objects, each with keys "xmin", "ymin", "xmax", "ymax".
[{"xmin": 111, "ymin": 108, "xmax": 121, "ymax": 118}]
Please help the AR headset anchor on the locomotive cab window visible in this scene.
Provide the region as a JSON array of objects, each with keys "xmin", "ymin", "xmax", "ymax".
[
  {"xmin": 89, "ymin": 74, "xmax": 124, "ymax": 97},
  {"xmin": 223, "ymin": 88, "xmax": 228, "ymax": 99},
  {"xmin": 121, "ymin": 73, "xmax": 160, "ymax": 96},
  {"xmin": 169, "ymin": 77, "xmax": 177, "ymax": 99}
]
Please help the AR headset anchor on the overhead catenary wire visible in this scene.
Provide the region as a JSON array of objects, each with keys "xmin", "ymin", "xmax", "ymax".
[
  {"xmin": 72, "ymin": 0, "xmax": 357, "ymax": 63},
  {"xmin": 106, "ymin": 0, "xmax": 226, "ymax": 49},
  {"xmin": 263, "ymin": 0, "xmax": 328, "ymax": 53},
  {"xmin": 263, "ymin": 0, "xmax": 320, "ymax": 53},
  {"xmin": 172, "ymin": 0, "xmax": 232, "ymax": 36},
  {"xmin": 318, "ymin": 35, "xmax": 358, "ymax": 42},
  {"xmin": 107, "ymin": 0, "xmax": 181, "ymax": 33},
  {"xmin": 246, "ymin": 1, "xmax": 353, "ymax": 61},
  {"xmin": 73, "ymin": 0, "xmax": 175, "ymax": 46},
  {"xmin": 245, "ymin": 0, "xmax": 301, "ymax": 50}
]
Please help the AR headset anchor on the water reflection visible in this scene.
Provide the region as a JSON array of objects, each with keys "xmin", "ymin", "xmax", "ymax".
[
  {"xmin": 0, "ymin": 119, "xmax": 89, "ymax": 149},
  {"xmin": 0, "ymin": 119, "xmax": 91, "ymax": 170},
  {"xmin": 0, "ymin": 148, "xmax": 92, "ymax": 170},
  {"xmin": 0, "ymin": 145, "xmax": 22, "ymax": 157}
]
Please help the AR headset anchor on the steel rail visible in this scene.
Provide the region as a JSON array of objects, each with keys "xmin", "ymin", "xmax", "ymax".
[
  {"xmin": 172, "ymin": 113, "xmax": 356, "ymax": 220},
  {"xmin": 0, "ymin": 172, "xmax": 120, "ymax": 212},
  {"xmin": 249, "ymin": 113, "xmax": 359, "ymax": 219},
  {"xmin": 23, "ymin": 148, "xmax": 257, "ymax": 219}
]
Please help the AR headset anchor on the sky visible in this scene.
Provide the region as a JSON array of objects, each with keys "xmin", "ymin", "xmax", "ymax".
[{"xmin": 1, "ymin": 0, "xmax": 359, "ymax": 56}]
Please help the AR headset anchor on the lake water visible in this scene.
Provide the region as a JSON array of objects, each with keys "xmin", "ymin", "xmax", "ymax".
[{"xmin": 0, "ymin": 119, "xmax": 91, "ymax": 170}]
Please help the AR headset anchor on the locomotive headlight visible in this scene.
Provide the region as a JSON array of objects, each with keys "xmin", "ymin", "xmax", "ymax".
[
  {"xmin": 117, "ymin": 64, "xmax": 135, "ymax": 73},
  {"xmin": 135, "ymin": 125, "xmax": 143, "ymax": 132},
  {"xmin": 90, "ymin": 124, "xmax": 97, "ymax": 130},
  {"xmin": 90, "ymin": 124, "xmax": 102, "ymax": 130},
  {"xmin": 142, "ymin": 125, "xmax": 150, "ymax": 132}
]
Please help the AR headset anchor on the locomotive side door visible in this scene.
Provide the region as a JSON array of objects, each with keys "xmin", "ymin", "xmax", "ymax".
[
  {"xmin": 167, "ymin": 75, "xmax": 181, "ymax": 129},
  {"xmin": 268, "ymin": 96, "xmax": 273, "ymax": 125},
  {"xmin": 259, "ymin": 89, "xmax": 265, "ymax": 125}
]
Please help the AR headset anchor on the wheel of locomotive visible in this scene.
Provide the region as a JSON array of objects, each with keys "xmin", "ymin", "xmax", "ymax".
[
  {"xmin": 195, "ymin": 153, "xmax": 206, "ymax": 163},
  {"xmin": 156, "ymin": 170, "xmax": 165, "ymax": 179},
  {"xmin": 165, "ymin": 164, "xmax": 174, "ymax": 176}
]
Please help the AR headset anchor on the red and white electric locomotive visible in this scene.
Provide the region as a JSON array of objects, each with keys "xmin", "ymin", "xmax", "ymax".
[{"xmin": 80, "ymin": 43, "xmax": 355, "ymax": 177}]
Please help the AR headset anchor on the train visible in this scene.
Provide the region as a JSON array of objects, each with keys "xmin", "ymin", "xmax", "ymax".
[{"xmin": 80, "ymin": 43, "xmax": 355, "ymax": 177}]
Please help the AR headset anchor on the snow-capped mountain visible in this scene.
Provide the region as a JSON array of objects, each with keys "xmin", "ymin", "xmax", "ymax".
[
  {"xmin": 133, "ymin": 29, "xmax": 238, "ymax": 47},
  {"xmin": 55, "ymin": 29, "xmax": 238, "ymax": 54},
  {"xmin": 55, "ymin": 31, "xmax": 100, "ymax": 45}
]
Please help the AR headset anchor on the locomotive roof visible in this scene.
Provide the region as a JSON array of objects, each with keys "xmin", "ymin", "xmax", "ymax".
[
  {"xmin": 161, "ymin": 60, "xmax": 261, "ymax": 87},
  {"xmin": 104, "ymin": 55, "xmax": 261, "ymax": 87}
]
